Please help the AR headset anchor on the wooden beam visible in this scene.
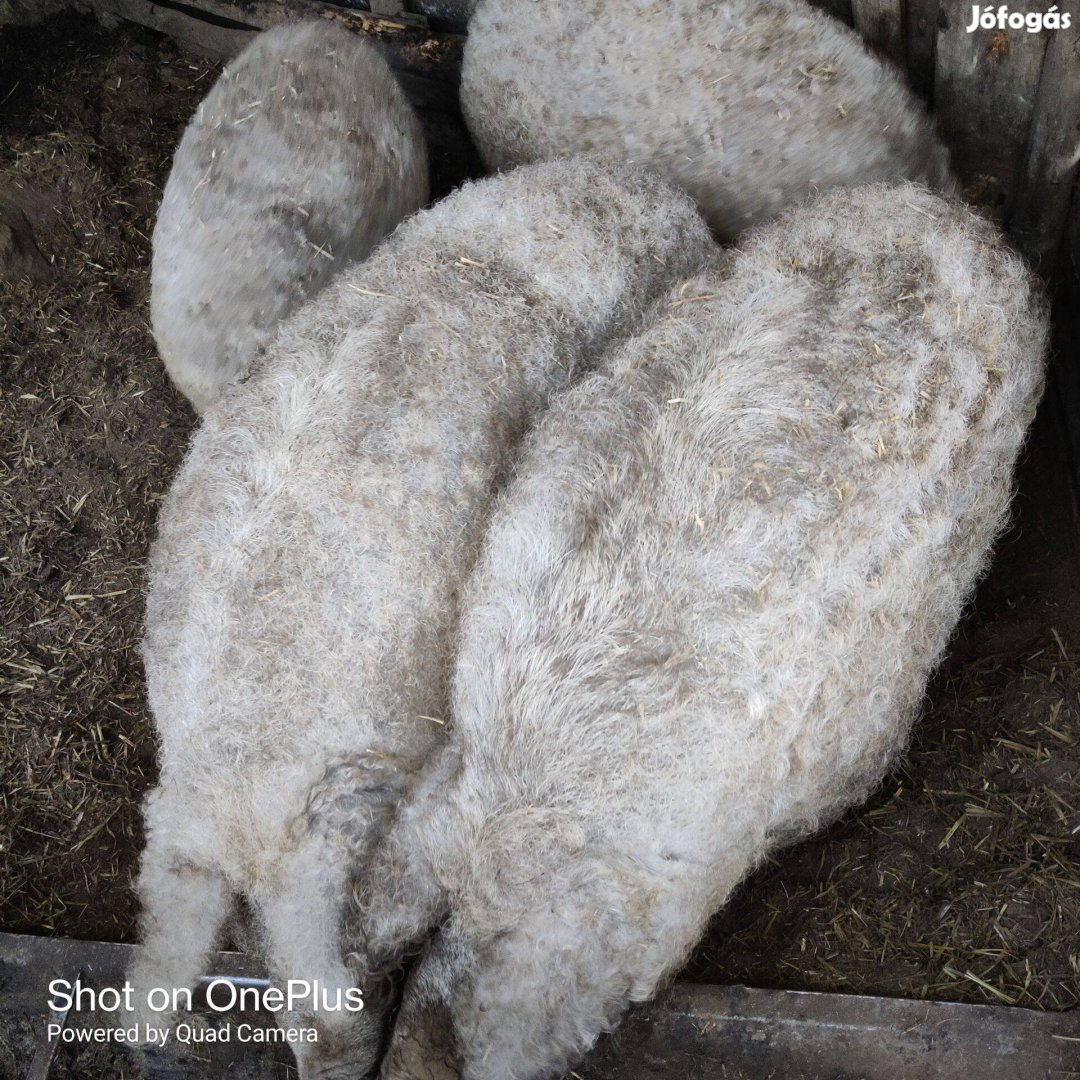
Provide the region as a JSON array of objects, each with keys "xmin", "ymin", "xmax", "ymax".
[
  {"xmin": 904, "ymin": 0, "xmax": 940, "ymax": 102},
  {"xmin": 1008, "ymin": 23, "xmax": 1080, "ymax": 271},
  {"xmin": 73, "ymin": 0, "xmax": 252, "ymax": 59},
  {"xmin": 851, "ymin": 0, "xmax": 905, "ymax": 69},
  {"xmin": 579, "ymin": 983, "xmax": 1080, "ymax": 1080},
  {"xmin": 72, "ymin": 0, "xmax": 464, "ymax": 111},
  {"xmin": 408, "ymin": 0, "xmax": 473, "ymax": 32},
  {"xmin": 933, "ymin": 0, "xmax": 1049, "ymax": 217},
  {"xmin": 807, "ymin": 0, "xmax": 855, "ymax": 25}
]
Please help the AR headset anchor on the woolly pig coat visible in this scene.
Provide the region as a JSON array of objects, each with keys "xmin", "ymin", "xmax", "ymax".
[
  {"xmin": 132, "ymin": 159, "xmax": 714, "ymax": 1075},
  {"xmin": 357, "ymin": 183, "xmax": 1047, "ymax": 1080},
  {"xmin": 462, "ymin": 0, "xmax": 953, "ymax": 237},
  {"xmin": 151, "ymin": 20, "xmax": 429, "ymax": 412}
]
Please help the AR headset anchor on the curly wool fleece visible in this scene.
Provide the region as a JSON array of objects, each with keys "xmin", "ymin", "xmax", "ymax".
[
  {"xmin": 130, "ymin": 158, "xmax": 714, "ymax": 1077},
  {"xmin": 356, "ymin": 183, "xmax": 1048, "ymax": 1080},
  {"xmin": 461, "ymin": 0, "xmax": 953, "ymax": 238},
  {"xmin": 151, "ymin": 20, "xmax": 429, "ymax": 413}
]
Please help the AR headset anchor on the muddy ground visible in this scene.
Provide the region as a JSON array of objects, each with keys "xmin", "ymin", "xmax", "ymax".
[{"xmin": 1, "ymin": 12, "xmax": 1077, "ymax": 1025}]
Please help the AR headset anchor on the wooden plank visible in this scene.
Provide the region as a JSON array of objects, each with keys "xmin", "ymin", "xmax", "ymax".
[
  {"xmin": 73, "ymin": 0, "xmax": 464, "ymax": 108},
  {"xmin": 408, "ymin": 0, "xmax": 474, "ymax": 32},
  {"xmin": 351, "ymin": 0, "xmax": 432, "ymax": 28},
  {"xmin": 851, "ymin": 0, "xmax": 905, "ymax": 69},
  {"xmin": 1008, "ymin": 23, "xmax": 1080, "ymax": 271},
  {"xmin": 806, "ymin": 0, "xmax": 855, "ymax": 24},
  {"xmin": 904, "ymin": 0, "xmax": 940, "ymax": 102},
  {"xmin": 578, "ymin": 984, "xmax": 1080, "ymax": 1080},
  {"xmin": 933, "ymin": 0, "xmax": 1050, "ymax": 217},
  {"xmin": 73, "ymin": 0, "xmax": 253, "ymax": 59},
  {"xmin": 3, "ymin": 935, "xmax": 1077, "ymax": 1080},
  {"xmin": 0, "ymin": 934, "xmax": 287, "ymax": 1079}
]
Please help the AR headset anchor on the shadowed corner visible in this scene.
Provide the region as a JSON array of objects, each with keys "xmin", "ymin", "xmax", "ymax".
[
  {"xmin": 374, "ymin": 935, "xmax": 463, "ymax": 1080},
  {"xmin": 285, "ymin": 955, "xmax": 410, "ymax": 1080},
  {"xmin": 379, "ymin": 995, "xmax": 461, "ymax": 1080},
  {"xmin": 289, "ymin": 1007, "xmax": 386, "ymax": 1080}
]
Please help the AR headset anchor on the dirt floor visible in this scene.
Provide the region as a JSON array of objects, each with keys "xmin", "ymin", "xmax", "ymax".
[
  {"xmin": 0, "ymin": 16, "xmax": 208, "ymax": 944},
  {"xmin": 1, "ymin": 12, "xmax": 1078, "ymax": 1024}
]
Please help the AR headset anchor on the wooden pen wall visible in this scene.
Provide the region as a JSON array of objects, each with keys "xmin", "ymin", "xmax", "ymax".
[
  {"xmin": 822, "ymin": 0, "xmax": 1080, "ymax": 277},
  {"xmin": 61, "ymin": 0, "xmax": 1080, "ymax": 275}
]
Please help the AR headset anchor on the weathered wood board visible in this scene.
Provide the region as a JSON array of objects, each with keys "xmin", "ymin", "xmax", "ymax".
[
  {"xmin": 2, "ymin": 933, "xmax": 1077, "ymax": 1080},
  {"xmin": 1009, "ymin": 20, "xmax": 1080, "ymax": 270},
  {"xmin": 72, "ymin": 0, "xmax": 465, "ymax": 110},
  {"xmin": 409, "ymin": 0, "xmax": 473, "ymax": 31},
  {"xmin": 849, "ymin": 0, "xmax": 1078, "ymax": 271},
  {"xmin": 934, "ymin": 0, "xmax": 1050, "ymax": 215},
  {"xmin": 852, "ymin": 0, "xmax": 905, "ymax": 67},
  {"xmin": 904, "ymin": 0, "xmax": 940, "ymax": 100}
]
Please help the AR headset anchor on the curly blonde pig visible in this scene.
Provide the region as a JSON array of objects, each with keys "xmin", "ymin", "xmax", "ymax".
[
  {"xmin": 151, "ymin": 20, "xmax": 429, "ymax": 412},
  {"xmin": 354, "ymin": 183, "xmax": 1047, "ymax": 1080},
  {"xmin": 461, "ymin": 0, "xmax": 953, "ymax": 237},
  {"xmin": 129, "ymin": 158, "xmax": 714, "ymax": 1077}
]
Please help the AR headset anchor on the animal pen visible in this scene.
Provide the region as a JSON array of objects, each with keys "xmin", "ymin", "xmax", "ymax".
[{"xmin": 0, "ymin": 0, "xmax": 1078, "ymax": 1077}]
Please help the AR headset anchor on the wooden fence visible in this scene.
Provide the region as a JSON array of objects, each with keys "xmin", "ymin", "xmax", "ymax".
[{"xmin": 832, "ymin": 0, "xmax": 1080, "ymax": 279}]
